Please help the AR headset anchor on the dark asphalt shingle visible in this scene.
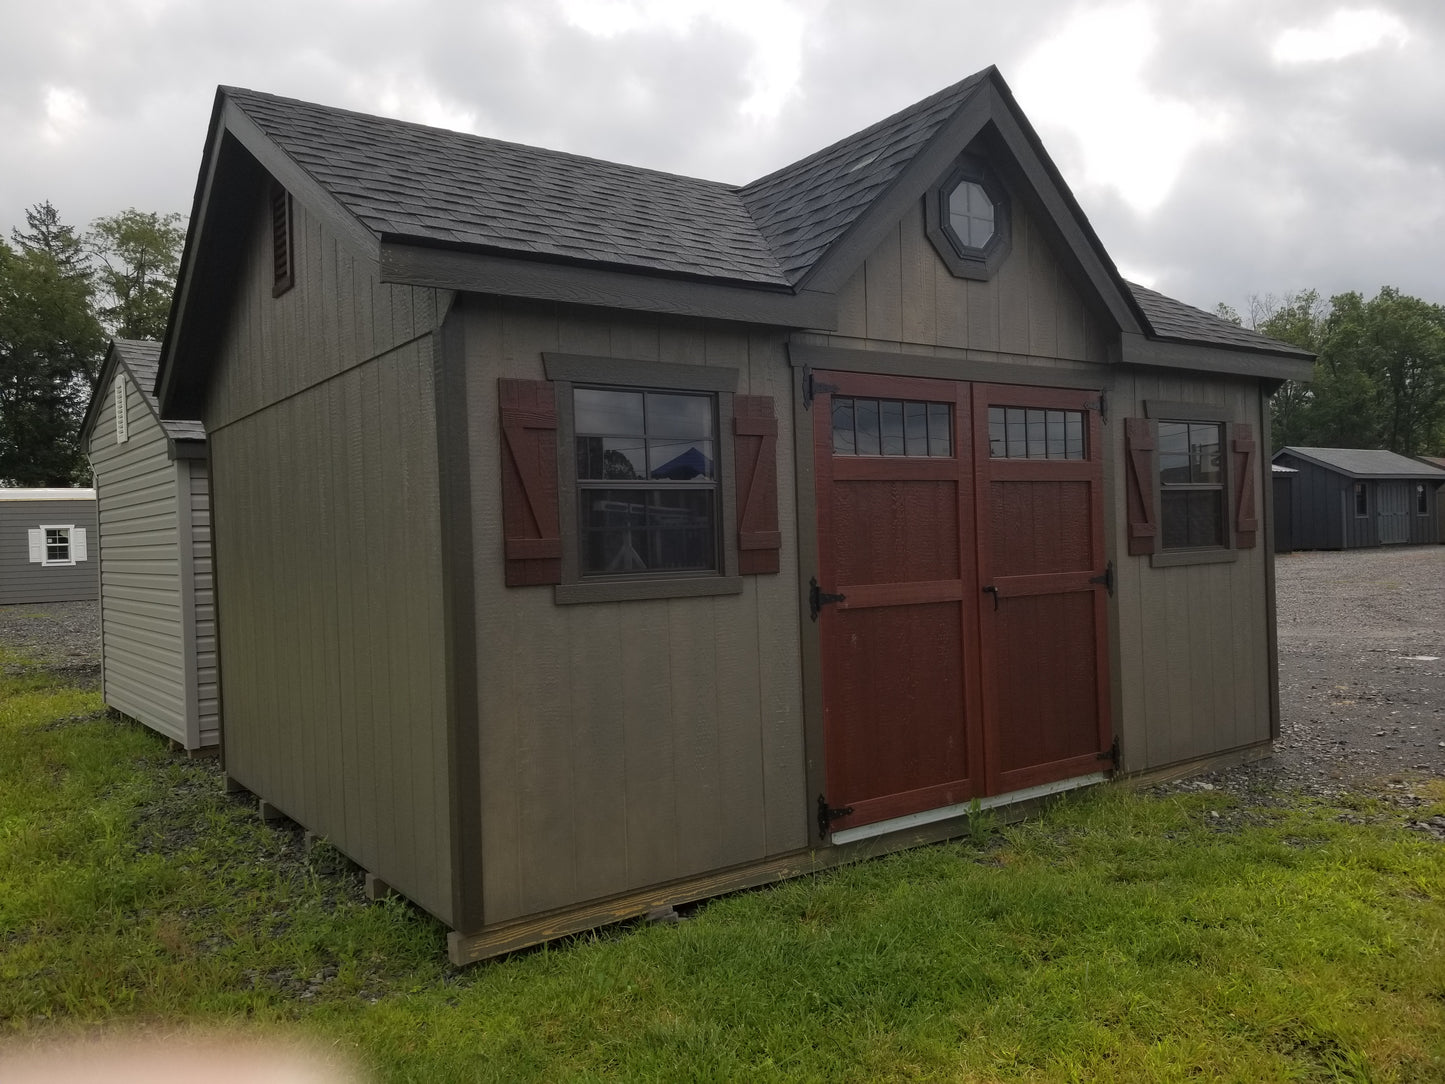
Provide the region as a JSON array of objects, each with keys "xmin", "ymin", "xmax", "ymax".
[
  {"xmin": 1276, "ymin": 447, "xmax": 1445, "ymax": 479},
  {"xmin": 114, "ymin": 339, "xmax": 206, "ymax": 441},
  {"xmin": 1127, "ymin": 282, "xmax": 1313, "ymax": 357}
]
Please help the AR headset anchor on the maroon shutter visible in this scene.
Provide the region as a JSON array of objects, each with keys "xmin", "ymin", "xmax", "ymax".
[
  {"xmin": 1124, "ymin": 417, "xmax": 1157, "ymax": 556},
  {"xmin": 732, "ymin": 394, "xmax": 782, "ymax": 575},
  {"xmin": 499, "ymin": 378, "xmax": 562, "ymax": 586},
  {"xmin": 1232, "ymin": 422, "xmax": 1258, "ymax": 549}
]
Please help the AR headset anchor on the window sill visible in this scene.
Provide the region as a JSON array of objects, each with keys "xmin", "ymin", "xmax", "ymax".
[
  {"xmin": 555, "ymin": 575, "xmax": 744, "ymax": 605},
  {"xmin": 1149, "ymin": 548, "xmax": 1238, "ymax": 568},
  {"xmin": 41, "ymin": 560, "xmax": 76, "ymax": 568}
]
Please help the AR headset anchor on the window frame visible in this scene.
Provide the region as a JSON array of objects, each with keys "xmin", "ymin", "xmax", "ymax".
[
  {"xmin": 1354, "ymin": 482, "xmax": 1369, "ymax": 518},
  {"xmin": 1417, "ymin": 483, "xmax": 1429, "ymax": 516},
  {"xmin": 1143, "ymin": 401, "xmax": 1239, "ymax": 568},
  {"xmin": 544, "ymin": 352, "xmax": 743, "ymax": 605},
  {"xmin": 924, "ymin": 154, "xmax": 1012, "ymax": 281},
  {"xmin": 41, "ymin": 525, "xmax": 74, "ymax": 567}
]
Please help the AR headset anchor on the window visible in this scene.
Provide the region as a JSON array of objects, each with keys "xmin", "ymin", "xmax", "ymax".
[
  {"xmin": 538, "ymin": 353, "xmax": 750, "ymax": 604},
  {"xmin": 1354, "ymin": 482, "xmax": 1368, "ymax": 518},
  {"xmin": 574, "ymin": 387, "xmax": 718, "ymax": 575},
  {"xmin": 1158, "ymin": 420, "xmax": 1224, "ymax": 549},
  {"xmin": 833, "ymin": 397, "xmax": 951, "ymax": 457},
  {"xmin": 1416, "ymin": 484, "xmax": 1428, "ymax": 515},
  {"xmin": 924, "ymin": 155, "xmax": 1011, "ymax": 280},
  {"xmin": 114, "ymin": 374, "xmax": 129, "ymax": 443},
  {"xmin": 45, "ymin": 527, "xmax": 71, "ymax": 564},
  {"xmin": 988, "ymin": 406, "xmax": 1085, "ymax": 460}
]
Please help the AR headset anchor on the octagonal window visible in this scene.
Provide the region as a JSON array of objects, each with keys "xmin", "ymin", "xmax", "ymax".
[{"xmin": 948, "ymin": 180, "xmax": 996, "ymax": 250}]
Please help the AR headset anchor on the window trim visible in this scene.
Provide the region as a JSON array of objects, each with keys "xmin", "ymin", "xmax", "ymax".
[
  {"xmin": 1354, "ymin": 482, "xmax": 1369, "ymax": 518},
  {"xmin": 40, "ymin": 524, "xmax": 75, "ymax": 567},
  {"xmin": 1418, "ymin": 483, "xmax": 1430, "ymax": 516},
  {"xmin": 543, "ymin": 352, "xmax": 743, "ymax": 605},
  {"xmin": 1143, "ymin": 400, "xmax": 1239, "ymax": 568},
  {"xmin": 924, "ymin": 154, "xmax": 1012, "ymax": 281}
]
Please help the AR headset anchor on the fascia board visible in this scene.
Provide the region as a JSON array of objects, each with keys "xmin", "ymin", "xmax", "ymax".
[
  {"xmin": 379, "ymin": 241, "xmax": 840, "ymax": 329},
  {"xmin": 1120, "ymin": 333, "xmax": 1317, "ymax": 382}
]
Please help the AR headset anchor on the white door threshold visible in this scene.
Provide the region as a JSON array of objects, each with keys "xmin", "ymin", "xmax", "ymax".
[{"xmin": 829, "ymin": 771, "xmax": 1108, "ymax": 846}]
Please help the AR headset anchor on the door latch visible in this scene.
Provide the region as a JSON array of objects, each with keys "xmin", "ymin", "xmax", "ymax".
[
  {"xmin": 817, "ymin": 794, "xmax": 855, "ymax": 839},
  {"xmin": 981, "ymin": 584, "xmax": 1000, "ymax": 611},
  {"xmin": 1089, "ymin": 561, "xmax": 1114, "ymax": 597},
  {"xmin": 809, "ymin": 576, "xmax": 847, "ymax": 620}
]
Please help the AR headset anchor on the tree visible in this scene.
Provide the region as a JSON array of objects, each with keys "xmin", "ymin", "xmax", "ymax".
[
  {"xmin": 0, "ymin": 204, "xmax": 107, "ymax": 485},
  {"xmin": 88, "ymin": 209, "xmax": 186, "ymax": 340}
]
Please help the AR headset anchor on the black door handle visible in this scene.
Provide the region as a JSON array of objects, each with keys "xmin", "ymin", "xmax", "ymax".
[{"xmin": 982, "ymin": 585, "xmax": 999, "ymax": 611}]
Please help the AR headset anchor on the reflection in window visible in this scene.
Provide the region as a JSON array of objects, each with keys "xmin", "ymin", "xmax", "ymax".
[
  {"xmin": 832, "ymin": 397, "xmax": 951, "ymax": 457},
  {"xmin": 44, "ymin": 527, "xmax": 71, "ymax": 564},
  {"xmin": 574, "ymin": 387, "xmax": 717, "ymax": 575},
  {"xmin": 948, "ymin": 181, "xmax": 996, "ymax": 249},
  {"xmin": 987, "ymin": 407, "xmax": 1085, "ymax": 459},
  {"xmin": 1158, "ymin": 420, "xmax": 1225, "ymax": 549}
]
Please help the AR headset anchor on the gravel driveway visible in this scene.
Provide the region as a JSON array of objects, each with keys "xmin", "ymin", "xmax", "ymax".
[{"xmin": 2, "ymin": 546, "xmax": 1442, "ymax": 792}]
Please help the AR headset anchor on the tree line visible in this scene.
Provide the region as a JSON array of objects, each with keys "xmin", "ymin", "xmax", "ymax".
[
  {"xmin": 1217, "ymin": 287, "xmax": 1445, "ymax": 457},
  {"xmin": 0, "ymin": 202, "xmax": 185, "ymax": 486}
]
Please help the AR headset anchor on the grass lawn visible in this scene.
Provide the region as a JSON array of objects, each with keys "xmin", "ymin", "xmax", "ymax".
[{"xmin": 2, "ymin": 647, "xmax": 1443, "ymax": 1082}]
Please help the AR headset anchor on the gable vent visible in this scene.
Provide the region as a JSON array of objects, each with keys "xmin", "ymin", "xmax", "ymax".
[{"xmin": 271, "ymin": 182, "xmax": 294, "ymax": 297}]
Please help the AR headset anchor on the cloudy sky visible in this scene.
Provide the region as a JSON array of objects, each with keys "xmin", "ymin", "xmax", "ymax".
[{"xmin": 2, "ymin": 0, "xmax": 1441, "ymax": 315}]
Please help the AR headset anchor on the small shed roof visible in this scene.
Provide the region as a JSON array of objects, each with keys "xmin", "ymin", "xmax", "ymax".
[
  {"xmin": 80, "ymin": 339, "xmax": 206, "ymax": 453},
  {"xmin": 0, "ymin": 488, "xmax": 96, "ymax": 500},
  {"xmin": 1275, "ymin": 447, "xmax": 1445, "ymax": 480},
  {"xmin": 1417, "ymin": 455, "xmax": 1445, "ymax": 471},
  {"xmin": 1271, "ymin": 464, "xmax": 1298, "ymax": 473}
]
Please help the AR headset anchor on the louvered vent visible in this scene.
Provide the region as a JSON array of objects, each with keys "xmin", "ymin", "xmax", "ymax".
[{"xmin": 271, "ymin": 182, "xmax": 294, "ymax": 296}]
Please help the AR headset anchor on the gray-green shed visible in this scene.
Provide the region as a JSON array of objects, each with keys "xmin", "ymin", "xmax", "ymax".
[
  {"xmin": 1271, "ymin": 447, "xmax": 1444, "ymax": 550},
  {"xmin": 81, "ymin": 339, "xmax": 218, "ymax": 751},
  {"xmin": 156, "ymin": 67, "xmax": 1313, "ymax": 963}
]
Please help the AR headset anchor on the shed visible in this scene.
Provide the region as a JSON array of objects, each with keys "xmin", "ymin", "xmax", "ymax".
[
  {"xmin": 1271, "ymin": 463, "xmax": 1298, "ymax": 553},
  {"xmin": 1418, "ymin": 455, "xmax": 1445, "ymax": 543},
  {"xmin": 0, "ymin": 488, "xmax": 98, "ymax": 604},
  {"xmin": 1271, "ymin": 447, "xmax": 1445, "ymax": 550},
  {"xmin": 156, "ymin": 67, "xmax": 1314, "ymax": 963},
  {"xmin": 80, "ymin": 339, "xmax": 218, "ymax": 750}
]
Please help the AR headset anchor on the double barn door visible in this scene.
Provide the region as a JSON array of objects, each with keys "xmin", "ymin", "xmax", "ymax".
[{"xmin": 813, "ymin": 372, "xmax": 1111, "ymax": 835}]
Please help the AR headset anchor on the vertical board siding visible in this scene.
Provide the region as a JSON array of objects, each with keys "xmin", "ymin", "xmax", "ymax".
[
  {"xmin": 0, "ymin": 498, "xmax": 99, "ymax": 604},
  {"xmin": 87, "ymin": 370, "xmax": 187, "ymax": 742},
  {"xmin": 825, "ymin": 196, "xmax": 1110, "ymax": 369},
  {"xmin": 464, "ymin": 297, "xmax": 806, "ymax": 926},
  {"xmin": 203, "ymin": 187, "xmax": 453, "ymax": 926},
  {"xmin": 1111, "ymin": 371, "xmax": 1272, "ymax": 770}
]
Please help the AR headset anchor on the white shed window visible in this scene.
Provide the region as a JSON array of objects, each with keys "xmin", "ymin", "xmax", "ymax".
[
  {"xmin": 115, "ymin": 374, "xmax": 129, "ymax": 443},
  {"xmin": 28, "ymin": 525, "xmax": 87, "ymax": 566}
]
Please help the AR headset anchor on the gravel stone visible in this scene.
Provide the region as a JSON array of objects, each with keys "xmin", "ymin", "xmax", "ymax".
[{"xmin": 0, "ymin": 600, "xmax": 100, "ymax": 686}]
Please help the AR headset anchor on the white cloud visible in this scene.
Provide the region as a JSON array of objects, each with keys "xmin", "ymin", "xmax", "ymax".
[
  {"xmin": 1014, "ymin": 2, "xmax": 1224, "ymax": 215},
  {"xmin": 41, "ymin": 86, "xmax": 89, "ymax": 145},
  {"xmin": 1272, "ymin": 8, "xmax": 1409, "ymax": 65}
]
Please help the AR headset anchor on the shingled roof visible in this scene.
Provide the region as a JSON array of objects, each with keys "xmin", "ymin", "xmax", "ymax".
[
  {"xmin": 1128, "ymin": 283, "xmax": 1312, "ymax": 358},
  {"xmin": 1276, "ymin": 447, "xmax": 1445, "ymax": 479},
  {"xmin": 111, "ymin": 340, "xmax": 207, "ymax": 441}
]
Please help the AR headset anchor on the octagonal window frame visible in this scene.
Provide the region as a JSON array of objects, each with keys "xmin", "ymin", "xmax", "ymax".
[{"xmin": 925, "ymin": 155, "xmax": 1012, "ymax": 281}]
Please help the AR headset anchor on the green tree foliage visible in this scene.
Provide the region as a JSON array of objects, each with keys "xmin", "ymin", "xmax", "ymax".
[
  {"xmin": 1233, "ymin": 287, "xmax": 1445, "ymax": 456},
  {"xmin": 88, "ymin": 209, "xmax": 186, "ymax": 340},
  {"xmin": 0, "ymin": 204, "xmax": 107, "ymax": 485}
]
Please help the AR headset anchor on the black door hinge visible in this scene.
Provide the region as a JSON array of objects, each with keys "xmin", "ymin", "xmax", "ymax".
[
  {"xmin": 1095, "ymin": 390, "xmax": 1108, "ymax": 423},
  {"xmin": 818, "ymin": 794, "xmax": 855, "ymax": 839},
  {"xmin": 801, "ymin": 366, "xmax": 840, "ymax": 411},
  {"xmin": 809, "ymin": 576, "xmax": 847, "ymax": 620},
  {"xmin": 1089, "ymin": 560, "xmax": 1114, "ymax": 597},
  {"xmin": 1098, "ymin": 735, "xmax": 1120, "ymax": 766}
]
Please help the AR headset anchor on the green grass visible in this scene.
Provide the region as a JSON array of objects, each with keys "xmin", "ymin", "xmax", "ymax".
[{"xmin": 3, "ymin": 648, "xmax": 1443, "ymax": 1082}]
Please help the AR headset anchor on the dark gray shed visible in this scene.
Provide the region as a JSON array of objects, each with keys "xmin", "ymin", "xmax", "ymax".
[
  {"xmin": 1271, "ymin": 447, "xmax": 1445, "ymax": 549},
  {"xmin": 155, "ymin": 68, "xmax": 1313, "ymax": 963},
  {"xmin": 0, "ymin": 489, "xmax": 98, "ymax": 604},
  {"xmin": 80, "ymin": 339, "xmax": 218, "ymax": 750}
]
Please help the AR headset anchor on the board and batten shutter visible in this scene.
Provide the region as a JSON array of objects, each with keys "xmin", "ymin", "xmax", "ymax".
[
  {"xmin": 732, "ymin": 394, "xmax": 782, "ymax": 575},
  {"xmin": 72, "ymin": 528, "xmax": 88, "ymax": 562},
  {"xmin": 1123, "ymin": 417, "xmax": 1157, "ymax": 556},
  {"xmin": 498, "ymin": 378, "xmax": 562, "ymax": 586},
  {"xmin": 27, "ymin": 529, "xmax": 43, "ymax": 563},
  {"xmin": 1231, "ymin": 422, "xmax": 1258, "ymax": 549}
]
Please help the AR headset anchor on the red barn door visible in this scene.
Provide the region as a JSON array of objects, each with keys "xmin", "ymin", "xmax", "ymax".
[{"xmin": 813, "ymin": 373, "xmax": 1111, "ymax": 836}]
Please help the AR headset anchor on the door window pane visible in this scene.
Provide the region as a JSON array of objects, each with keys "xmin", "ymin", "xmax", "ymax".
[{"xmin": 833, "ymin": 398, "xmax": 952, "ymax": 457}]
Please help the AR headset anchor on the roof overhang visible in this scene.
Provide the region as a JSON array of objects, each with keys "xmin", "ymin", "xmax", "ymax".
[
  {"xmin": 1118, "ymin": 333, "xmax": 1316, "ymax": 382},
  {"xmin": 1272, "ymin": 447, "xmax": 1445, "ymax": 480}
]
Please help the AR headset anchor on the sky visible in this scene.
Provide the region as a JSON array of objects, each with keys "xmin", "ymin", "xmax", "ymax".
[{"xmin": 1, "ymin": 0, "xmax": 1441, "ymax": 316}]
